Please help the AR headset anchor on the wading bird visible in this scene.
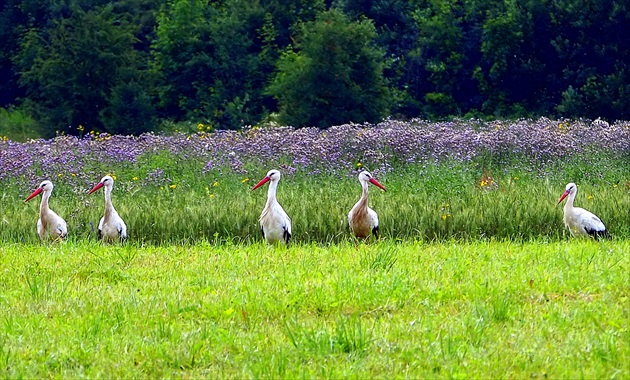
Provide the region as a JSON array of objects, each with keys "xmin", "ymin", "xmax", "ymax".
[
  {"xmin": 88, "ymin": 175, "xmax": 127, "ymax": 242},
  {"xmin": 557, "ymin": 182, "xmax": 608, "ymax": 239},
  {"xmin": 24, "ymin": 180, "xmax": 68, "ymax": 241},
  {"xmin": 251, "ymin": 169, "xmax": 291, "ymax": 245},
  {"xmin": 348, "ymin": 171, "xmax": 387, "ymax": 239}
]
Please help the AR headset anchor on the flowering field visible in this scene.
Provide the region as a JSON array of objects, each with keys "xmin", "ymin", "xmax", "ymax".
[
  {"xmin": 1, "ymin": 119, "xmax": 629, "ymax": 378},
  {"xmin": 1, "ymin": 118, "xmax": 629, "ymax": 243}
]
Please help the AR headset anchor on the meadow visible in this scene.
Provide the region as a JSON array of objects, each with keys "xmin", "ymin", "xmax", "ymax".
[
  {"xmin": 0, "ymin": 240, "xmax": 628, "ymax": 378},
  {"xmin": 0, "ymin": 118, "xmax": 629, "ymax": 377}
]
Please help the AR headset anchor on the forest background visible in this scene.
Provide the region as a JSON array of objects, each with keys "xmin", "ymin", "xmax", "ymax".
[{"xmin": 1, "ymin": 0, "xmax": 629, "ymax": 139}]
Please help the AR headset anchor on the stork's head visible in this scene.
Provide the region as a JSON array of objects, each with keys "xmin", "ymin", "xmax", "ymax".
[
  {"xmin": 252, "ymin": 169, "xmax": 281, "ymax": 190},
  {"xmin": 24, "ymin": 180, "xmax": 54, "ymax": 202},
  {"xmin": 557, "ymin": 182, "xmax": 577, "ymax": 204},
  {"xmin": 88, "ymin": 175, "xmax": 114, "ymax": 195},
  {"xmin": 358, "ymin": 170, "xmax": 386, "ymax": 191}
]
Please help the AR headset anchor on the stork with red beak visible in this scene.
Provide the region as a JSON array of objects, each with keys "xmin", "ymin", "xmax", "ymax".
[
  {"xmin": 557, "ymin": 182, "xmax": 608, "ymax": 239},
  {"xmin": 251, "ymin": 169, "xmax": 292, "ymax": 245},
  {"xmin": 88, "ymin": 175, "xmax": 127, "ymax": 241},
  {"xmin": 348, "ymin": 170, "xmax": 386, "ymax": 239},
  {"xmin": 24, "ymin": 180, "xmax": 68, "ymax": 240}
]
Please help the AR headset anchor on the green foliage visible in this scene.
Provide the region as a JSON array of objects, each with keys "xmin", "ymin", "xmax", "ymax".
[
  {"xmin": 0, "ymin": 0, "xmax": 27, "ymax": 107},
  {"xmin": 16, "ymin": 4, "xmax": 156, "ymax": 136},
  {"xmin": 268, "ymin": 9, "xmax": 391, "ymax": 128},
  {"xmin": 412, "ymin": 0, "xmax": 474, "ymax": 118},
  {"xmin": 152, "ymin": 0, "xmax": 270, "ymax": 130},
  {"xmin": 333, "ymin": 0, "xmax": 422, "ymax": 116},
  {"xmin": 0, "ymin": 106, "xmax": 40, "ymax": 141},
  {"xmin": 3, "ymin": 0, "xmax": 630, "ymax": 129},
  {"xmin": 550, "ymin": 0, "xmax": 630, "ymax": 120}
]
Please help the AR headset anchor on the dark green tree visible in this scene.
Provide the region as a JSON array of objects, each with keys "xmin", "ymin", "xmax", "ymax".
[
  {"xmin": 332, "ymin": 0, "xmax": 422, "ymax": 116},
  {"xmin": 551, "ymin": 0, "xmax": 630, "ymax": 120},
  {"xmin": 0, "ymin": 0, "xmax": 28, "ymax": 107},
  {"xmin": 16, "ymin": 4, "xmax": 155, "ymax": 136},
  {"xmin": 267, "ymin": 8, "xmax": 390, "ymax": 128},
  {"xmin": 152, "ymin": 0, "xmax": 270, "ymax": 129},
  {"xmin": 412, "ymin": 0, "xmax": 483, "ymax": 118}
]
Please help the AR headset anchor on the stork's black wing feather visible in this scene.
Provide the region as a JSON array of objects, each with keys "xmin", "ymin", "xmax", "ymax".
[{"xmin": 372, "ymin": 225, "xmax": 379, "ymax": 239}]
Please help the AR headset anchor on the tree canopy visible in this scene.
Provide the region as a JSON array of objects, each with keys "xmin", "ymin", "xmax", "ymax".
[{"xmin": 0, "ymin": 0, "xmax": 628, "ymax": 136}]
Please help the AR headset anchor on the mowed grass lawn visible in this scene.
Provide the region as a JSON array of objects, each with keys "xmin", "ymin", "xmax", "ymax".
[{"xmin": 1, "ymin": 239, "xmax": 628, "ymax": 378}]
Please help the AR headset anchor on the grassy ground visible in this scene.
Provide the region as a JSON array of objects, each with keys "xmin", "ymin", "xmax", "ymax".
[{"xmin": 0, "ymin": 240, "xmax": 627, "ymax": 378}]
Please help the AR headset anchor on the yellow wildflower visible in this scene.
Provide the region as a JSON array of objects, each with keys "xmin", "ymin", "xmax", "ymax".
[
  {"xmin": 587, "ymin": 195, "xmax": 593, "ymax": 200},
  {"xmin": 242, "ymin": 178, "xmax": 249, "ymax": 183},
  {"xmin": 57, "ymin": 173, "xmax": 63, "ymax": 177},
  {"xmin": 213, "ymin": 181, "xmax": 219, "ymax": 187},
  {"xmin": 442, "ymin": 214, "xmax": 448, "ymax": 220},
  {"xmin": 197, "ymin": 123, "xmax": 204, "ymax": 130},
  {"xmin": 356, "ymin": 162, "xmax": 362, "ymax": 167},
  {"xmin": 133, "ymin": 177, "xmax": 138, "ymax": 181},
  {"xmin": 169, "ymin": 184, "xmax": 177, "ymax": 189}
]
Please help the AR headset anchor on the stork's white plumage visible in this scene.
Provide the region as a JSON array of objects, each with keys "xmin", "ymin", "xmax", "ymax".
[
  {"xmin": 348, "ymin": 171, "xmax": 386, "ymax": 239},
  {"xmin": 24, "ymin": 180, "xmax": 68, "ymax": 240},
  {"xmin": 88, "ymin": 175, "xmax": 127, "ymax": 242},
  {"xmin": 557, "ymin": 182, "xmax": 608, "ymax": 239},
  {"xmin": 252, "ymin": 169, "xmax": 292, "ymax": 245}
]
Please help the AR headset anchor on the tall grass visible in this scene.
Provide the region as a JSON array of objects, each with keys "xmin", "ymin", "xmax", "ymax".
[{"xmin": 2, "ymin": 157, "xmax": 628, "ymax": 244}]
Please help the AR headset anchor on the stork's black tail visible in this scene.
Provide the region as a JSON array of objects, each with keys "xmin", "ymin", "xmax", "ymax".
[{"xmin": 586, "ymin": 227, "xmax": 610, "ymax": 240}]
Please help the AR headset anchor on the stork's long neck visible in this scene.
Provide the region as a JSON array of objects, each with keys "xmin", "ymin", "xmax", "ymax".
[
  {"xmin": 104, "ymin": 185, "xmax": 115, "ymax": 217},
  {"xmin": 357, "ymin": 180, "xmax": 369, "ymax": 210},
  {"xmin": 266, "ymin": 180, "xmax": 279, "ymax": 207},
  {"xmin": 39, "ymin": 190, "xmax": 51, "ymax": 217},
  {"xmin": 564, "ymin": 189, "xmax": 576, "ymax": 213}
]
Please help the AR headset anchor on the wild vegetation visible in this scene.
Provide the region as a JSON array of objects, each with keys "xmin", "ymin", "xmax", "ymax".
[
  {"xmin": 1, "ymin": 118, "xmax": 629, "ymax": 243},
  {"xmin": 1, "ymin": 119, "xmax": 629, "ymax": 377},
  {"xmin": 1, "ymin": 0, "xmax": 629, "ymax": 139}
]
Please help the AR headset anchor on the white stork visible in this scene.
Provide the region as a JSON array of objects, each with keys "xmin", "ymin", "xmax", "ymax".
[
  {"xmin": 24, "ymin": 180, "xmax": 68, "ymax": 241},
  {"xmin": 88, "ymin": 175, "xmax": 127, "ymax": 242},
  {"xmin": 251, "ymin": 169, "xmax": 292, "ymax": 245},
  {"xmin": 348, "ymin": 170, "xmax": 387, "ymax": 239},
  {"xmin": 557, "ymin": 182, "xmax": 608, "ymax": 239}
]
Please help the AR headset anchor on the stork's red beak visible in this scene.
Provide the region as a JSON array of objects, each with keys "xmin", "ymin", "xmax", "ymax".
[
  {"xmin": 24, "ymin": 187, "xmax": 43, "ymax": 202},
  {"xmin": 557, "ymin": 190, "xmax": 570, "ymax": 204},
  {"xmin": 369, "ymin": 178, "xmax": 387, "ymax": 191},
  {"xmin": 251, "ymin": 176, "xmax": 270, "ymax": 191},
  {"xmin": 88, "ymin": 182, "xmax": 104, "ymax": 195}
]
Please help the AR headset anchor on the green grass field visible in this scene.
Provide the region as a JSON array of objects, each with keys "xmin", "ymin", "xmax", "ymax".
[
  {"xmin": 0, "ymin": 240, "xmax": 627, "ymax": 378},
  {"xmin": 2, "ymin": 123, "xmax": 629, "ymax": 377}
]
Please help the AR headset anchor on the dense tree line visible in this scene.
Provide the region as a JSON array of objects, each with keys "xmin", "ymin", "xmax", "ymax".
[{"xmin": 0, "ymin": 0, "xmax": 628, "ymax": 136}]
